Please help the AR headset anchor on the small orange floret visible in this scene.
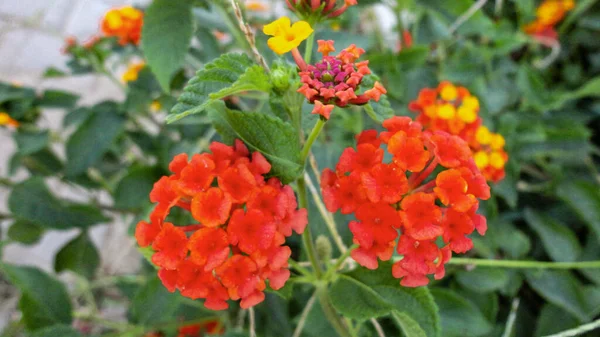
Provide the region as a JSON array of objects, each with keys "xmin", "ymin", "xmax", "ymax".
[
  {"xmin": 101, "ymin": 6, "xmax": 143, "ymax": 45},
  {"xmin": 317, "ymin": 39, "xmax": 336, "ymax": 56}
]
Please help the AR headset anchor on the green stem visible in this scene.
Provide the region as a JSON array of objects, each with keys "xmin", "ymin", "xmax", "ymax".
[
  {"xmin": 447, "ymin": 258, "xmax": 600, "ymax": 269},
  {"xmin": 324, "ymin": 244, "xmax": 358, "ymax": 281},
  {"xmin": 288, "ymin": 259, "xmax": 313, "ymax": 277},
  {"xmin": 316, "ymin": 284, "xmax": 353, "ymax": 337},
  {"xmin": 304, "ymin": 33, "xmax": 315, "ymax": 64},
  {"xmin": 297, "ymin": 177, "xmax": 323, "ymax": 279},
  {"xmin": 300, "ymin": 118, "xmax": 326, "ymax": 163}
]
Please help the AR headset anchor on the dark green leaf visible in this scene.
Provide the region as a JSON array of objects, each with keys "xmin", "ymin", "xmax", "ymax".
[
  {"xmin": 393, "ymin": 312, "xmax": 428, "ymax": 337},
  {"xmin": 114, "ymin": 166, "xmax": 161, "ymax": 210},
  {"xmin": 14, "ymin": 130, "xmax": 50, "ymax": 155},
  {"xmin": 54, "ymin": 232, "xmax": 100, "ymax": 278},
  {"xmin": 329, "ymin": 275, "xmax": 395, "ymax": 320},
  {"xmin": 1, "ymin": 264, "xmax": 72, "ymax": 330},
  {"xmin": 525, "ymin": 270, "xmax": 590, "ymax": 321},
  {"xmin": 168, "ymin": 53, "xmax": 257, "ymax": 123},
  {"xmin": 63, "ymin": 107, "xmax": 93, "ymax": 128},
  {"xmin": 37, "ymin": 90, "xmax": 79, "ymax": 108},
  {"xmin": 455, "ymin": 268, "xmax": 510, "ymax": 293},
  {"xmin": 431, "ymin": 289, "xmax": 493, "ymax": 337},
  {"xmin": 129, "ymin": 275, "xmax": 181, "ymax": 324},
  {"xmin": 557, "ymin": 180, "xmax": 600, "ymax": 241},
  {"xmin": 209, "ymin": 64, "xmax": 271, "ymax": 100},
  {"xmin": 30, "ymin": 325, "xmax": 82, "ymax": 337},
  {"xmin": 524, "ymin": 208, "xmax": 582, "ymax": 262},
  {"xmin": 65, "ymin": 108, "xmax": 125, "ymax": 176},
  {"xmin": 534, "ymin": 303, "xmax": 580, "ymax": 337},
  {"xmin": 7, "ymin": 220, "xmax": 44, "ymax": 245},
  {"xmin": 142, "ymin": 0, "xmax": 194, "ymax": 91},
  {"xmin": 209, "ymin": 108, "xmax": 302, "ymax": 184},
  {"xmin": 8, "ymin": 177, "xmax": 108, "ymax": 229}
]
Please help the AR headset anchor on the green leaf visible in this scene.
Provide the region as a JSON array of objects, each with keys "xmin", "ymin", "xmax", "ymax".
[
  {"xmin": 455, "ymin": 268, "xmax": 510, "ymax": 293},
  {"xmin": 209, "ymin": 64, "xmax": 271, "ymax": 100},
  {"xmin": 431, "ymin": 289, "xmax": 493, "ymax": 337},
  {"xmin": 557, "ymin": 180, "xmax": 600, "ymax": 241},
  {"xmin": 361, "ymin": 73, "xmax": 394, "ymax": 122},
  {"xmin": 114, "ymin": 166, "xmax": 161, "ymax": 210},
  {"xmin": 525, "ymin": 270, "xmax": 590, "ymax": 321},
  {"xmin": 37, "ymin": 89, "xmax": 79, "ymax": 108},
  {"xmin": 534, "ymin": 303, "xmax": 580, "ymax": 337},
  {"xmin": 209, "ymin": 108, "xmax": 303, "ymax": 184},
  {"xmin": 14, "ymin": 130, "xmax": 50, "ymax": 155},
  {"xmin": 30, "ymin": 325, "xmax": 82, "ymax": 337},
  {"xmin": 54, "ymin": 232, "xmax": 100, "ymax": 278},
  {"xmin": 1, "ymin": 264, "xmax": 72, "ymax": 330},
  {"xmin": 141, "ymin": 0, "xmax": 194, "ymax": 91},
  {"xmin": 524, "ymin": 208, "xmax": 582, "ymax": 262},
  {"xmin": 330, "ymin": 263, "xmax": 440, "ymax": 337},
  {"xmin": 548, "ymin": 76, "xmax": 600, "ymax": 110},
  {"xmin": 42, "ymin": 67, "xmax": 67, "ymax": 78},
  {"xmin": 7, "ymin": 220, "xmax": 44, "ymax": 245},
  {"xmin": 168, "ymin": 53, "xmax": 257, "ymax": 123},
  {"xmin": 129, "ymin": 275, "xmax": 181, "ymax": 325},
  {"xmin": 393, "ymin": 312, "xmax": 428, "ymax": 337},
  {"xmin": 65, "ymin": 107, "xmax": 125, "ymax": 176},
  {"xmin": 8, "ymin": 177, "xmax": 108, "ymax": 229},
  {"xmin": 63, "ymin": 107, "xmax": 93, "ymax": 128}
]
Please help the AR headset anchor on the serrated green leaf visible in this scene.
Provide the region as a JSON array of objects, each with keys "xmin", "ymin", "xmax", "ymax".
[
  {"xmin": 524, "ymin": 208, "xmax": 582, "ymax": 262},
  {"xmin": 54, "ymin": 232, "xmax": 100, "ymax": 278},
  {"xmin": 431, "ymin": 289, "xmax": 493, "ymax": 337},
  {"xmin": 525, "ymin": 270, "xmax": 590, "ymax": 321},
  {"xmin": 168, "ymin": 53, "xmax": 257, "ymax": 123},
  {"xmin": 330, "ymin": 263, "xmax": 440, "ymax": 337},
  {"xmin": 8, "ymin": 177, "xmax": 108, "ymax": 229},
  {"xmin": 1, "ymin": 264, "xmax": 72, "ymax": 331},
  {"xmin": 209, "ymin": 108, "xmax": 302, "ymax": 184},
  {"xmin": 557, "ymin": 180, "xmax": 600, "ymax": 241},
  {"xmin": 209, "ymin": 64, "xmax": 271, "ymax": 99},
  {"xmin": 455, "ymin": 268, "xmax": 510, "ymax": 293},
  {"xmin": 14, "ymin": 130, "xmax": 50, "ymax": 155},
  {"xmin": 142, "ymin": 0, "xmax": 193, "ymax": 91},
  {"xmin": 7, "ymin": 220, "xmax": 44, "ymax": 245},
  {"xmin": 129, "ymin": 276, "xmax": 181, "ymax": 325},
  {"xmin": 393, "ymin": 311, "xmax": 428, "ymax": 337},
  {"xmin": 65, "ymin": 106, "xmax": 125, "ymax": 176}
]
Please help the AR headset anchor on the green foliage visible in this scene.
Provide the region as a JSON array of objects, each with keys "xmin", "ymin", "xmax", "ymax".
[
  {"xmin": 114, "ymin": 166, "xmax": 161, "ymax": 210},
  {"xmin": 54, "ymin": 232, "xmax": 100, "ymax": 278},
  {"xmin": 524, "ymin": 208, "xmax": 582, "ymax": 262},
  {"xmin": 142, "ymin": 0, "xmax": 194, "ymax": 91},
  {"xmin": 7, "ymin": 220, "xmax": 44, "ymax": 245},
  {"xmin": 168, "ymin": 53, "xmax": 271, "ymax": 123},
  {"xmin": 29, "ymin": 325, "xmax": 83, "ymax": 337},
  {"xmin": 129, "ymin": 276, "xmax": 182, "ymax": 325},
  {"xmin": 1, "ymin": 264, "xmax": 72, "ymax": 331},
  {"xmin": 431, "ymin": 289, "xmax": 493, "ymax": 337},
  {"xmin": 8, "ymin": 178, "xmax": 108, "ymax": 229}
]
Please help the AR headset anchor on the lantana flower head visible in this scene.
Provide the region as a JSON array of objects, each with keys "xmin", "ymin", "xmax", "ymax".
[
  {"xmin": 0, "ymin": 112, "xmax": 19, "ymax": 128},
  {"xmin": 136, "ymin": 140, "xmax": 307, "ymax": 310},
  {"xmin": 177, "ymin": 319, "xmax": 224, "ymax": 337},
  {"xmin": 286, "ymin": 0, "xmax": 358, "ymax": 21},
  {"xmin": 523, "ymin": 0, "xmax": 574, "ymax": 42},
  {"xmin": 410, "ymin": 82, "xmax": 508, "ymax": 183},
  {"xmin": 101, "ymin": 6, "xmax": 143, "ymax": 45},
  {"xmin": 321, "ymin": 116, "xmax": 491, "ymax": 287},
  {"xmin": 298, "ymin": 40, "xmax": 386, "ymax": 119},
  {"xmin": 263, "ymin": 16, "xmax": 314, "ymax": 55},
  {"xmin": 122, "ymin": 62, "xmax": 145, "ymax": 83}
]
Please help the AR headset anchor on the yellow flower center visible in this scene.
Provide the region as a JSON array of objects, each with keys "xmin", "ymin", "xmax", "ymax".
[{"xmin": 437, "ymin": 104, "xmax": 456, "ymax": 120}]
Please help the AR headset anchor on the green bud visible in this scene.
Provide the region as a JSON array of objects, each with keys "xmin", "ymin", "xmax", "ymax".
[
  {"xmin": 316, "ymin": 235, "xmax": 333, "ymax": 263},
  {"xmin": 271, "ymin": 68, "xmax": 291, "ymax": 92}
]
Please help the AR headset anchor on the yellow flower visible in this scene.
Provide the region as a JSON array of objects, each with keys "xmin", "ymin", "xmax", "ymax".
[
  {"xmin": 490, "ymin": 134, "xmax": 506, "ymax": 150},
  {"xmin": 436, "ymin": 103, "xmax": 456, "ymax": 120},
  {"xmin": 122, "ymin": 62, "xmax": 145, "ymax": 83},
  {"xmin": 475, "ymin": 126, "xmax": 492, "ymax": 145},
  {"xmin": 440, "ymin": 84, "xmax": 458, "ymax": 101},
  {"xmin": 457, "ymin": 106, "xmax": 477, "ymax": 123},
  {"xmin": 489, "ymin": 151, "xmax": 506, "ymax": 169},
  {"xmin": 150, "ymin": 100, "xmax": 162, "ymax": 112},
  {"xmin": 0, "ymin": 112, "xmax": 19, "ymax": 127},
  {"xmin": 474, "ymin": 151, "xmax": 489, "ymax": 169},
  {"xmin": 461, "ymin": 96, "xmax": 479, "ymax": 110},
  {"xmin": 263, "ymin": 17, "xmax": 313, "ymax": 55},
  {"xmin": 246, "ymin": 0, "xmax": 269, "ymax": 11}
]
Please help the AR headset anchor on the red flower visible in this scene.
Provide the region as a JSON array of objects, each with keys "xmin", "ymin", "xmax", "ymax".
[
  {"xmin": 151, "ymin": 223, "xmax": 188, "ymax": 269},
  {"xmin": 218, "ymin": 164, "xmax": 257, "ymax": 203},
  {"xmin": 191, "ymin": 188, "xmax": 232, "ymax": 227},
  {"xmin": 337, "ymin": 144, "xmax": 384, "ymax": 174},
  {"xmin": 428, "ymin": 132, "xmax": 471, "ymax": 168},
  {"xmin": 361, "ymin": 163, "xmax": 408, "ymax": 203},
  {"xmin": 388, "ymin": 131, "xmax": 430, "ymax": 172},
  {"xmin": 177, "ymin": 154, "xmax": 215, "ymax": 196},
  {"xmin": 228, "ymin": 209, "xmax": 277, "ymax": 254},
  {"xmin": 434, "ymin": 169, "xmax": 477, "ymax": 212},
  {"xmin": 400, "ymin": 193, "xmax": 443, "ymax": 240},
  {"xmin": 216, "ymin": 255, "xmax": 265, "ymax": 308},
  {"xmin": 135, "ymin": 220, "xmax": 161, "ymax": 247},
  {"xmin": 188, "ymin": 227, "xmax": 230, "ymax": 270}
]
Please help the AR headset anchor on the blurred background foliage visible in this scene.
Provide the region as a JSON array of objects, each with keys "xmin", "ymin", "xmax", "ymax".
[{"xmin": 1, "ymin": 0, "xmax": 600, "ymax": 336}]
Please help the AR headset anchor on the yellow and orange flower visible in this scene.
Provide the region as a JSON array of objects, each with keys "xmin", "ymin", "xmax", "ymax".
[
  {"xmin": 0, "ymin": 112, "xmax": 19, "ymax": 128},
  {"xmin": 122, "ymin": 62, "xmax": 145, "ymax": 83},
  {"xmin": 471, "ymin": 126, "xmax": 508, "ymax": 183},
  {"xmin": 101, "ymin": 6, "xmax": 143, "ymax": 45},
  {"xmin": 263, "ymin": 17, "xmax": 313, "ymax": 55},
  {"xmin": 523, "ymin": 0, "xmax": 575, "ymax": 40}
]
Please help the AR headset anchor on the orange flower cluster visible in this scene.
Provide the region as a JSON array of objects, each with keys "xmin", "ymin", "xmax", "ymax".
[
  {"xmin": 409, "ymin": 82, "xmax": 508, "ymax": 182},
  {"xmin": 101, "ymin": 6, "xmax": 143, "ymax": 45},
  {"xmin": 177, "ymin": 320, "xmax": 224, "ymax": 337},
  {"xmin": 524, "ymin": 0, "xmax": 575, "ymax": 41},
  {"xmin": 321, "ymin": 117, "xmax": 491, "ymax": 286},
  {"xmin": 298, "ymin": 40, "xmax": 386, "ymax": 119},
  {"xmin": 135, "ymin": 140, "xmax": 307, "ymax": 310}
]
